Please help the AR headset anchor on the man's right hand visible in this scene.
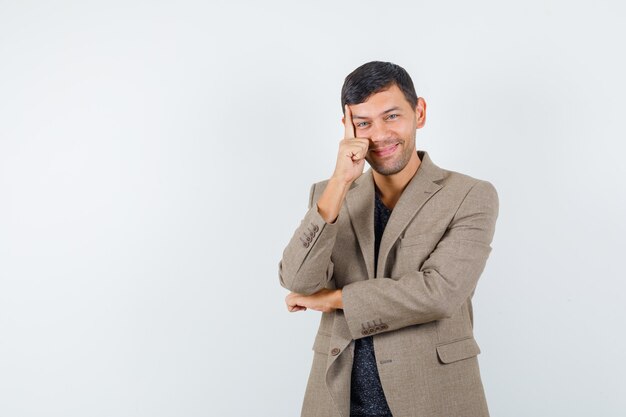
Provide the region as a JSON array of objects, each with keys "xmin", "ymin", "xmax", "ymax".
[
  {"xmin": 332, "ymin": 104, "xmax": 370, "ymax": 185},
  {"xmin": 315, "ymin": 105, "xmax": 370, "ymax": 224}
]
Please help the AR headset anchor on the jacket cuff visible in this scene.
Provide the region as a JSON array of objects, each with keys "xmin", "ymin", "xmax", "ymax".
[
  {"xmin": 300, "ymin": 203, "xmax": 339, "ymax": 247},
  {"xmin": 341, "ymin": 280, "xmax": 389, "ymax": 340}
]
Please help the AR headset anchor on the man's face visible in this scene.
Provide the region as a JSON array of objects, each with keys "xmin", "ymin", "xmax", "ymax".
[{"xmin": 345, "ymin": 83, "xmax": 425, "ymax": 176}]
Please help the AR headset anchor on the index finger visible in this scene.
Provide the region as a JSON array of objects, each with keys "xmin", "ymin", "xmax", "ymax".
[{"xmin": 344, "ymin": 104, "xmax": 355, "ymax": 139}]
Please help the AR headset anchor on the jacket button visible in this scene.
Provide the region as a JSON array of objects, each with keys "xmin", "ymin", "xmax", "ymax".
[
  {"xmin": 302, "ymin": 242, "xmax": 309, "ymax": 248},
  {"xmin": 330, "ymin": 348, "xmax": 340, "ymax": 356},
  {"xmin": 361, "ymin": 330, "xmax": 369, "ymax": 336},
  {"xmin": 313, "ymin": 224, "xmax": 319, "ymax": 232},
  {"xmin": 381, "ymin": 324, "xmax": 389, "ymax": 330}
]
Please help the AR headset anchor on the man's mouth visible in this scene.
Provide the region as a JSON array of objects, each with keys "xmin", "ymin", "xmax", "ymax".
[{"xmin": 372, "ymin": 143, "xmax": 399, "ymax": 157}]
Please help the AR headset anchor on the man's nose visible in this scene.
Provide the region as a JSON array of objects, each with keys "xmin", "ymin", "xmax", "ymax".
[{"xmin": 369, "ymin": 121, "xmax": 392, "ymax": 144}]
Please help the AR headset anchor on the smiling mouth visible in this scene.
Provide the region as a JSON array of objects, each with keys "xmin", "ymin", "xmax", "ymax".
[{"xmin": 372, "ymin": 143, "xmax": 399, "ymax": 157}]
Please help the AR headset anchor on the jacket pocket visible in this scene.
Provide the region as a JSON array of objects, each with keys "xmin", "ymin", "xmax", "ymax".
[
  {"xmin": 436, "ymin": 337, "xmax": 481, "ymax": 364},
  {"xmin": 312, "ymin": 332, "xmax": 332, "ymax": 354}
]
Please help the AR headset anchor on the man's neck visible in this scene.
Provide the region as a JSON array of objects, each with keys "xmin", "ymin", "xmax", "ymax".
[{"xmin": 373, "ymin": 151, "xmax": 421, "ymax": 210}]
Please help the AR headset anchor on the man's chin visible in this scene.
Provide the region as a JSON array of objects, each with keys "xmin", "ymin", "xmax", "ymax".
[
  {"xmin": 367, "ymin": 154, "xmax": 413, "ymax": 176},
  {"xmin": 369, "ymin": 162, "xmax": 406, "ymax": 176}
]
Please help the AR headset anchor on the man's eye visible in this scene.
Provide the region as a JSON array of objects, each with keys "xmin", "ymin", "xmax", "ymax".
[
  {"xmin": 387, "ymin": 114, "xmax": 398, "ymax": 120},
  {"xmin": 356, "ymin": 122, "xmax": 369, "ymax": 128}
]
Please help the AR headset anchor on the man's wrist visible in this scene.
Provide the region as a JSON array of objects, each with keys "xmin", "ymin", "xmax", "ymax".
[
  {"xmin": 328, "ymin": 175, "xmax": 352, "ymax": 189},
  {"xmin": 334, "ymin": 289, "xmax": 343, "ymax": 310}
]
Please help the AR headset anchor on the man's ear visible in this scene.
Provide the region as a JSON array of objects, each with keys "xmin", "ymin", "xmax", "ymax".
[{"xmin": 415, "ymin": 97, "xmax": 427, "ymax": 129}]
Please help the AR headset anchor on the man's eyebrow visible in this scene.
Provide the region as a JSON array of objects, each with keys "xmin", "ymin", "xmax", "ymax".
[{"xmin": 351, "ymin": 106, "xmax": 401, "ymax": 120}]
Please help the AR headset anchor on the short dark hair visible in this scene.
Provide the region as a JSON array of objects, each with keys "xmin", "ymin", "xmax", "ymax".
[{"xmin": 341, "ymin": 61, "xmax": 418, "ymax": 113}]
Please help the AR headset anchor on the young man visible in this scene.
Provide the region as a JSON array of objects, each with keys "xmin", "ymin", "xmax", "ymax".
[{"xmin": 279, "ymin": 61, "xmax": 498, "ymax": 417}]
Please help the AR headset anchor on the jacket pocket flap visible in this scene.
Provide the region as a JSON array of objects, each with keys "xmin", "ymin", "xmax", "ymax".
[
  {"xmin": 312, "ymin": 333, "xmax": 332, "ymax": 354},
  {"xmin": 436, "ymin": 337, "xmax": 481, "ymax": 364}
]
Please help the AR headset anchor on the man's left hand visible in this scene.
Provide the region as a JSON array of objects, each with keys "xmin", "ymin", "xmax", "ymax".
[{"xmin": 285, "ymin": 288, "xmax": 343, "ymax": 313}]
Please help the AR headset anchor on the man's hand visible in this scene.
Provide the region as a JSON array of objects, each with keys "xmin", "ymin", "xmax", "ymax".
[
  {"xmin": 316, "ymin": 105, "xmax": 370, "ymax": 224},
  {"xmin": 333, "ymin": 104, "xmax": 370, "ymax": 185},
  {"xmin": 285, "ymin": 288, "xmax": 343, "ymax": 313}
]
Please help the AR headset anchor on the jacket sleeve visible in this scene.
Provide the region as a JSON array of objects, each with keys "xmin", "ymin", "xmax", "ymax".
[
  {"xmin": 278, "ymin": 182, "xmax": 338, "ymax": 295},
  {"xmin": 341, "ymin": 180, "xmax": 499, "ymax": 340}
]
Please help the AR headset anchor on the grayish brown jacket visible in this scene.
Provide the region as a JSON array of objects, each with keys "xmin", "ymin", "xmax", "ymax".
[{"xmin": 279, "ymin": 150, "xmax": 499, "ymax": 417}]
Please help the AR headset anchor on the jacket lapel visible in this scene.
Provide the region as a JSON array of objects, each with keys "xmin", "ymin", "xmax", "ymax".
[
  {"xmin": 376, "ymin": 151, "xmax": 445, "ymax": 277},
  {"xmin": 345, "ymin": 170, "xmax": 376, "ymax": 279}
]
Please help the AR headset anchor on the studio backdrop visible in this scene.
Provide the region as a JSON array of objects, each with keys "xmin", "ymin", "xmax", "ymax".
[{"xmin": 1, "ymin": 1, "xmax": 625, "ymax": 416}]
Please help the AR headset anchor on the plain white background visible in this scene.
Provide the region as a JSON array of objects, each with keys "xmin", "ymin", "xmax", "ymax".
[{"xmin": 1, "ymin": 1, "xmax": 625, "ymax": 416}]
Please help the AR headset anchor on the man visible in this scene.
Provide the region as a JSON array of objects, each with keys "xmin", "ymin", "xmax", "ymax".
[{"xmin": 278, "ymin": 61, "xmax": 499, "ymax": 417}]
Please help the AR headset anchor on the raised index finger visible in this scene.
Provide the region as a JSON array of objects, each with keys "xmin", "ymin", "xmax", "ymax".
[{"xmin": 344, "ymin": 104, "xmax": 355, "ymax": 139}]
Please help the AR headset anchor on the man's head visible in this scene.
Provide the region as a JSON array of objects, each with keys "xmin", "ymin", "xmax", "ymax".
[
  {"xmin": 341, "ymin": 61, "xmax": 418, "ymax": 112},
  {"xmin": 341, "ymin": 61, "xmax": 426, "ymax": 176}
]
